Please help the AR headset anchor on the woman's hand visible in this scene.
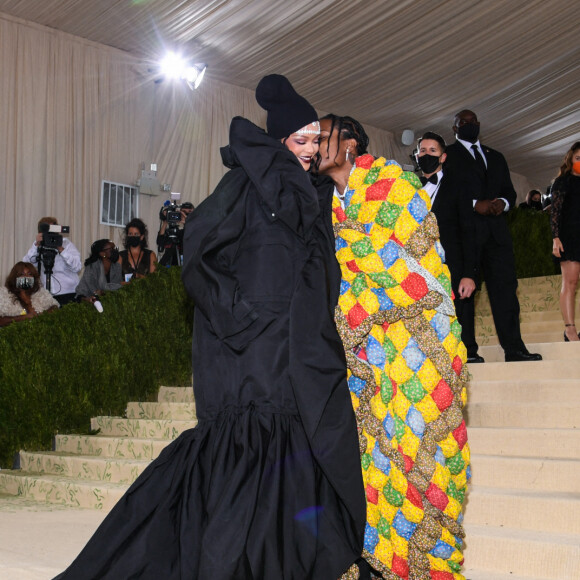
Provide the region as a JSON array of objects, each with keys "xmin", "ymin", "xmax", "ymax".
[{"xmin": 553, "ymin": 237, "xmax": 564, "ymax": 258}]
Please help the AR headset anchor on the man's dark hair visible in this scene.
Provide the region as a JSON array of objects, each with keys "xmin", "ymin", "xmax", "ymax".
[{"xmin": 418, "ymin": 131, "xmax": 447, "ymax": 152}]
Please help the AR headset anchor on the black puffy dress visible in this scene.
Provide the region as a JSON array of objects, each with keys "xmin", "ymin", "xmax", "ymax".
[{"xmin": 54, "ymin": 118, "xmax": 365, "ymax": 580}]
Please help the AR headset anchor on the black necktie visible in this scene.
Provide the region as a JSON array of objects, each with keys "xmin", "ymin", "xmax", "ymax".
[
  {"xmin": 420, "ymin": 174, "xmax": 438, "ymax": 186},
  {"xmin": 471, "ymin": 144, "xmax": 486, "ymax": 172}
]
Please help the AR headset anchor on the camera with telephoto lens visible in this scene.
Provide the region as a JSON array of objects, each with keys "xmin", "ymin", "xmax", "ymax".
[
  {"xmin": 166, "ymin": 206, "xmax": 182, "ymax": 226},
  {"xmin": 159, "ymin": 194, "xmax": 186, "ymax": 241}
]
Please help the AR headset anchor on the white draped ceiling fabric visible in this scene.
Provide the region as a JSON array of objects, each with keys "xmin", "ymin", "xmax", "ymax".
[
  {"xmin": 0, "ymin": 0, "xmax": 578, "ymax": 277},
  {"xmin": 0, "ymin": 12, "xmax": 410, "ymax": 279}
]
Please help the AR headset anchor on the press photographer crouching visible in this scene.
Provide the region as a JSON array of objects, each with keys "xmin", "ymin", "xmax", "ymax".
[
  {"xmin": 22, "ymin": 217, "xmax": 81, "ymax": 306},
  {"xmin": 75, "ymin": 240, "xmax": 124, "ymax": 303},
  {"xmin": 156, "ymin": 199, "xmax": 195, "ymax": 266},
  {"xmin": 0, "ymin": 262, "xmax": 59, "ymax": 327}
]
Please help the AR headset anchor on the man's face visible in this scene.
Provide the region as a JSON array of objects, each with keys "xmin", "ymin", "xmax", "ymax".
[
  {"xmin": 418, "ymin": 139, "xmax": 445, "ymax": 162},
  {"xmin": 453, "ymin": 110, "xmax": 479, "ymax": 134}
]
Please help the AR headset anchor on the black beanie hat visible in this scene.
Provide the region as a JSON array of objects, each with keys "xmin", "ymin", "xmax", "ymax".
[{"xmin": 255, "ymin": 74, "xmax": 318, "ymax": 139}]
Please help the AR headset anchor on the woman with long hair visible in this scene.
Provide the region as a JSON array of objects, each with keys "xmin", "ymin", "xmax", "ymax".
[
  {"xmin": 119, "ymin": 217, "xmax": 156, "ymax": 280},
  {"xmin": 551, "ymin": 141, "xmax": 580, "ymax": 341},
  {"xmin": 55, "ymin": 76, "xmax": 365, "ymax": 580},
  {"xmin": 317, "ymin": 114, "xmax": 470, "ymax": 580},
  {"xmin": 0, "ymin": 262, "xmax": 58, "ymax": 326}
]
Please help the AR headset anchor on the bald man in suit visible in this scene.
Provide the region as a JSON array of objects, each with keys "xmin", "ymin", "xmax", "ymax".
[{"xmin": 443, "ymin": 110, "xmax": 541, "ymax": 363}]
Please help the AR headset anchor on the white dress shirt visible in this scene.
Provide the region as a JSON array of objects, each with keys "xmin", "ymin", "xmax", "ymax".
[
  {"xmin": 23, "ymin": 237, "xmax": 82, "ymax": 295},
  {"xmin": 422, "ymin": 170, "xmax": 444, "ymax": 207},
  {"xmin": 456, "ymin": 137, "xmax": 509, "ymax": 211}
]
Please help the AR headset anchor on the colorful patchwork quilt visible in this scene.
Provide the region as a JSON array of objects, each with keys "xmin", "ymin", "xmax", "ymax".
[{"xmin": 334, "ymin": 155, "xmax": 471, "ymax": 580}]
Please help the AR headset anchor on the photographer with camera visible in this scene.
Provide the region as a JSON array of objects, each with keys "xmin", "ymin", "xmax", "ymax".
[
  {"xmin": 0, "ymin": 262, "xmax": 59, "ymax": 327},
  {"xmin": 22, "ymin": 217, "xmax": 81, "ymax": 306},
  {"xmin": 156, "ymin": 198, "xmax": 195, "ymax": 266}
]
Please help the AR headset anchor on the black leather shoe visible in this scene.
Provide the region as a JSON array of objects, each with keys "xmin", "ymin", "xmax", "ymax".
[
  {"xmin": 467, "ymin": 354, "xmax": 485, "ymax": 364},
  {"xmin": 504, "ymin": 350, "xmax": 543, "ymax": 362}
]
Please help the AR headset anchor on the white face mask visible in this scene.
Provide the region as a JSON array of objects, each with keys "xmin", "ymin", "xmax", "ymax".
[{"xmin": 16, "ymin": 276, "xmax": 34, "ymax": 290}]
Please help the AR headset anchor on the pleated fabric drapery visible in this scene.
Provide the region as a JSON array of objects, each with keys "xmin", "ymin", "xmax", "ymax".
[{"xmin": 0, "ymin": 11, "xmax": 532, "ymax": 281}]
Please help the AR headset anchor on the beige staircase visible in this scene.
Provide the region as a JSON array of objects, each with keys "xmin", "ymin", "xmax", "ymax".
[
  {"xmin": 0, "ymin": 386, "xmax": 196, "ymax": 510},
  {"xmin": 462, "ymin": 275, "xmax": 580, "ymax": 580},
  {"xmin": 1, "ymin": 276, "xmax": 579, "ymax": 579}
]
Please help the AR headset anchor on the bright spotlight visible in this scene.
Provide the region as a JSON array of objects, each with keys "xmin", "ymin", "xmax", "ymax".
[
  {"xmin": 159, "ymin": 52, "xmax": 185, "ymax": 80},
  {"xmin": 157, "ymin": 52, "xmax": 207, "ymax": 89},
  {"xmin": 184, "ymin": 64, "xmax": 207, "ymax": 90}
]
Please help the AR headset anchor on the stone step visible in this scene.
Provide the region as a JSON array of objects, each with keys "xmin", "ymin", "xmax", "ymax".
[
  {"xmin": 476, "ymin": 292, "xmax": 560, "ymax": 312},
  {"xmin": 468, "ymin": 358, "xmax": 580, "ymax": 381},
  {"xmin": 516, "ymin": 275, "xmax": 562, "ymax": 290},
  {"xmin": 466, "ymin": 401, "xmax": 580, "ymax": 429},
  {"xmin": 525, "ymin": 311, "xmax": 573, "ymax": 324},
  {"xmin": 90, "ymin": 416, "xmax": 197, "ymax": 438},
  {"xmin": 126, "ymin": 401, "xmax": 197, "ymax": 420},
  {"xmin": 476, "ymin": 312, "xmax": 567, "ymax": 328},
  {"xmin": 479, "ymin": 342, "xmax": 580, "ymax": 362},
  {"xmin": 475, "ymin": 331, "xmax": 566, "ymax": 347},
  {"xmin": 476, "ymin": 318, "xmax": 570, "ymax": 334},
  {"xmin": 476, "ymin": 275, "xmax": 561, "ymax": 295},
  {"xmin": 519, "ymin": 310, "xmax": 569, "ymax": 322},
  {"xmin": 464, "ymin": 485, "xmax": 580, "ymax": 535},
  {"xmin": 479, "ymin": 277, "xmax": 561, "ymax": 292},
  {"xmin": 463, "ymin": 524, "xmax": 580, "ymax": 579},
  {"xmin": 54, "ymin": 434, "xmax": 171, "ymax": 460},
  {"xmin": 18, "ymin": 451, "xmax": 149, "ymax": 484},
  {"xmin": 468, "ymin": 427, "xmax": 580, "ymax": 460},
  {"xmin": 463, "ymin": 571, "xmax": 554, "ymax": 580},
  {"xmin": 157, "ymin": 385, "xmax": 194, "ymax": 403},
  {"xmin": 470, "ymin": 454, "xmax": 580, "ymax": 493},
  {"xmin": 467, "ymin": 378, "xmax": 580, "ymax": 404},
  {"xmin": 0, "ymin": 470, "xmax": 127, "ymax": 510}
]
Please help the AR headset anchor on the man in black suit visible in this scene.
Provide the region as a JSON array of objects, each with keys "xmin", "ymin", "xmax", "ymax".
[
  {"xmin": 416, "ymin": 132, "xmax": 477, "ymax": 354},
  {"xmin": 443, "ymin": 110, "xmax": 541, "ymax": 363}
]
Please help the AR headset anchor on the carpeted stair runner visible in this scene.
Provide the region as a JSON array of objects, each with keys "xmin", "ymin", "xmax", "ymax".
[{"xmin": 462, "ymin": 275, "xmax": 580, "ymax": 580}]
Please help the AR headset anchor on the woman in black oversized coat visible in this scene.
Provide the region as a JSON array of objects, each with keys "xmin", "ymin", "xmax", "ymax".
[{"xmin": 54, "ymin": 75, "xmax": 365, "ymax": 580}]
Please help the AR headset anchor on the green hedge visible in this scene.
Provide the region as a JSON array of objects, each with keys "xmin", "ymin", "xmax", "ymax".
[
  {"xmin": 0, "ymin": 211, "xmax": 557, "ymax": 467},
  {"xmin": 0, "ymin": 267, "xmax": 194, "ymax": 468},
  {"xmin": 507, "ymin": 207, "xmax": 559, "ymax": 279}
]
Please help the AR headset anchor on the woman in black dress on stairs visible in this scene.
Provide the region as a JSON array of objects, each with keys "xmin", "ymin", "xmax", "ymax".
[
  {"xmin": 551, "ymin": 141, "xmax": 580, "ymax": 342},
  {"xmin": 54, "ymin": 75, "xmax": 365, "ymax": 580}
]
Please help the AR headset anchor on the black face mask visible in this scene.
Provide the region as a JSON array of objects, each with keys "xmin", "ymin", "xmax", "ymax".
[
  {"xmin": 417, "ymin": 153, "xmax": 441, "ymax": 175},
  {"xmin": 127, "ymin": 236, "xmax": 141, "ymax": 248},
  {"xmin": 530, "ymin": 200, "xmax": 543, "ymax": 211},
  {"xmin": 457, "ymin": 123, "xmax": 480, "ymax": 143},
  {"xmin": 108, "ymin": 249, "xmax": 120, "ymax": 263}
]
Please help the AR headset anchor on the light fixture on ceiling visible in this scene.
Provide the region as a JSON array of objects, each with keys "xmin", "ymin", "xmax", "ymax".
[
  {"xmin": 401, "ymin": 129, "xmax": 415, "ymax": 146},
  {"xmin": 157, "ymin": 51, "xmax": 207, "ymax": 90}
]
